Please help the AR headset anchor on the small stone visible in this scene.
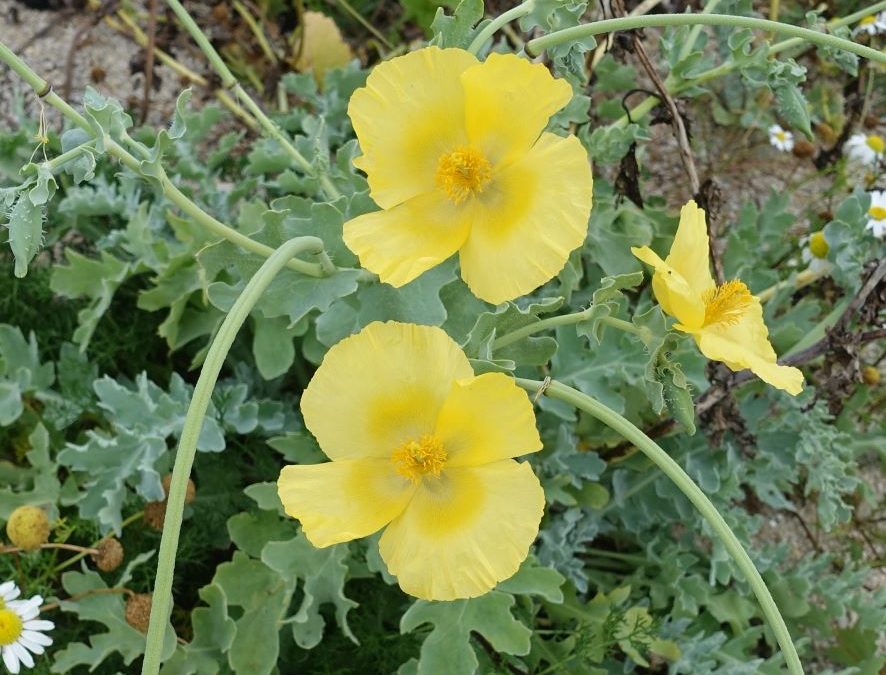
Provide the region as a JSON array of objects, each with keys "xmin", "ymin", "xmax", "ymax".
[
  {"xmin": 6, "ymin": 505, "xmax": 50, "ymax": 551},
  {"xmin": 125, "ymin": 593, "xmax": 153, "ymax": 633},
  {"xmin": 92, "ymin": 537, "xmax": 124, "ymax": 572}
]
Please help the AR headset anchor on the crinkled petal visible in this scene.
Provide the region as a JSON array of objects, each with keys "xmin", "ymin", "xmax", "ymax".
[
  {"xmin": 349, "ymin": 47, "xmax": 477, "ymax": 209},
  {"xmin": 459, "ymin": 133, "xmax": 592, "ymax": 304},
  {"xmin": 435, "ymin": 373, "xmax": 541, "ymax": 467},
  {"xmin": 379, "ymin": 460, "xmax": 544, "ymax": 600},
  {"xmin": 462, "ymin": 53, "xmax": 572, "ymax": 166},
  {"xmin": 301, "ymin": 322, "xmax": 473, "ymax": 460},
  {"xmin": 343, "ymin": 191, "xmax": 472, "ymax": 288},
  {"xmin": 278, "ymin": 459, "xmax": 415, "ymax": 547},
  {"xmin": 631, "ymin": 245, "xmax": 705, "ymax": 328},
  {"xmin": 665, "ymin": 201, "xmax": 716, "ymax": 294},
  {"xmin": 692, "ymin": 299, "xmax": 804, "ymax": 395}
]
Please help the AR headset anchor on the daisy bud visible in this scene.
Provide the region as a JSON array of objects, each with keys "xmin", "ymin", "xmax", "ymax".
[
  {"xmin": 91, "ymin": 538, "xmax": 124, "ymax": 572},
  {"xmin": 125, "ymin": 593, "xmax": 153, "ymax": 633},
  {"xmin": 5, "ymin": 505, "xmax": 50, "ymax": 552},
  {"xmin": 862, "ymin": 366, "xmax": 880, "ymax": 386}
]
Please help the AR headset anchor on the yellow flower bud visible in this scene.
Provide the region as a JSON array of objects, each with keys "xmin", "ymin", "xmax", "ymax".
[
  {"xmin": 809, "ymin": 231, "xmax": 829, "ymax": 259},
  {"xmin": 861, "ymin": 366, "xmax": 880, "ymax": 386},
  {"xmin": 5, "ymin": 505, "xmax": 50, "ymax": 552}
]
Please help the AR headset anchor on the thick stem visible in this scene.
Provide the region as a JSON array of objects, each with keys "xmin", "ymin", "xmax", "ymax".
[
  {"xmin": 527, "ymin": 14, "xmax": 886, "ymax": 64},
  {"xmin": 467, "ymin": 0, "xmax": 535, "ymax": 55},
  {"xmin": 515, "ymin": 378, "xmax": 804, "ymax": 675},
  {"xmin": 162, "ymin": 0, "xmax": 341, "ymax": 199},
  {"xmin": 141, "ymin": 237, "xmax": 325, "ymax": 675}
]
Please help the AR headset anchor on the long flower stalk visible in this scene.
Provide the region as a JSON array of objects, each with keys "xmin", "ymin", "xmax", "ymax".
[
  {"xmin": 141, "ymin": 237, "xmax": 328, "ymax": 675},
  {"xmin": 515, "ymin": 377, "xmax": 804, "ymax": 675}
]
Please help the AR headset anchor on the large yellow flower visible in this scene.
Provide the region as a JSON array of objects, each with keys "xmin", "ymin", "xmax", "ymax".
[
  {"xmin": 631, "ymin": 201, "xmax": 804, "ymax": 395},
  {"xmin": 343, "ymin": 47, "xmax": 593, "ymax": 304},
  {"xmin": 277, "ymin": 321, "xmax": 545, "ymax": 600}
]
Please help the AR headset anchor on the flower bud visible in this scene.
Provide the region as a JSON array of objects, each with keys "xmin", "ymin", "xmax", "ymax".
[
  {"xmin": 815, "ymin": 122, "xmax": 837, "ymax": 145},
  {"xmin": 125, "ymin": 593, "xmax": 153, "ymax": 633},
  {"xmin": 862, "ymin": 366, "xmax": 880, "ymax": 385},
  {"xmin": 792, "ymin": 139, "xmax": 815, "ymax": 159},
  {"xmin": 6, "ymin": 505, "xmax": 50, "ymax": 551},
  {"xmin": 91, "ymin": 537, "xmax": 124, "ymax": 572},
  {"xmin": 809, "ymin": 231, "xmax": 829, "ymax": 259}
]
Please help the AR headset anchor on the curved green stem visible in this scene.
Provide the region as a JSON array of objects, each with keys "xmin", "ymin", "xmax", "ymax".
[
  {"xmin": 527, "ymin": 14, "xmax": 886, "ymax": 64},
  {"xmin": 163, "ymin": 0, "xmax": 341, "ymax": 200},
  {"xmin": 515, "ymin": 378, "xmax": 804, "ymax": 675},
  {"xmin": 492, "ymin": 311, "xmax": 647, "ymax": 351},
  {"xmin": 141, "ymin": 237, "xmax": 325, "ymax": 675},
  {"xmin": 467, "ymin": 0, "xmax": 535, "ymax": 55}
]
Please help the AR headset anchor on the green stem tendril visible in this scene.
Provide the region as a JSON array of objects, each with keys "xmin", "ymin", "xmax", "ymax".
[
  {"xmin": 141, "ymin": 237, "xmax": 327, "ymax": 675},
  {"xmin": 162, "ymin": 0, "xmax": 341, "ymax": 200},
  {"xmin": 526, "ymin": 13, "xmax": 886, "ymax": 64},
  {"xmin": 467, "ymin": 0, "xmax": 536, "ymax": 55},
  {"xmin": 515, "ymin": 378, "xmax": 804, "ymax": 675},
  {"xmin": 492, "ymin": 311, "xmax": 648, "ymax": 351}
]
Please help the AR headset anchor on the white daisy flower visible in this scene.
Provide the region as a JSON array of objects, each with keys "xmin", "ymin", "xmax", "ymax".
[
  {"xmin": 769, "ymin": 124, "xmax": 794, "ymax": 152},
  {"xmin": 0, "ymin": 583, "xmax": 53, "ymax": 674},
  {"xmin": 867, "ymin": 190, "xmax": 886, "ymax": 238},
  {"xmin": 852, "ymin": 12, "xmax": 886, "ymax": 36},
  {"xmin": 845, "ymin": 133, "xmax": 885, "ymax": 166},
  {"xmin": 801, "ymin": 231, "xmax": 832, "ymax": 274}
]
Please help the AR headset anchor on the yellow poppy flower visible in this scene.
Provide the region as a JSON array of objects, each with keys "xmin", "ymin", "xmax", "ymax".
[
  {"xmin": 276, "ymin": 321, "xmax": 545, "ymax": 600},
  {"xmin": 343, "ymin": 47, "xmax": 593, "ymax": 304},
  {"xmin": 631, "ymin": 201, "xmax": 804, "ymax": 395}
]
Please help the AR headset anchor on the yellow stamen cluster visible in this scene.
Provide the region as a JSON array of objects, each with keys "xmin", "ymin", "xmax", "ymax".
[
  {"xmin": 392, "ymin": 435, "xmax": 448, "ymax": 482},
  {"xmin": 809, "ymin": 231, "xmax": 829, "ymax": 259},
  {"xmin": 703, "ymin": 280, "xmax": 754, "ymax": 327},
  {"xmin": 866, "ymin": 134, "xmax": 885, "ymax": 154},
  {"xmin": 0, "ymin": 607, "xmax": 23, "ymax": 646},
  {"xmin": 435, "ymin": 146, "xmax": 492, "ymax": 204},
  {"xmin": 869, "ymin": 206, "xmax": 886, "ymax": 221},
  {"xmin": 859, "ymin": 14, "xmax": 876, "ymax": 25},
  {"xmin": 775, "ymin": 131, "xmax": 786, "ymax": 142}
]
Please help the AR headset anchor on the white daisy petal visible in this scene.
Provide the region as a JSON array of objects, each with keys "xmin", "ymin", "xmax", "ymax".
[
  {"xmin": 15, "ymin": 636, "xmax": 43, "ymax": 656},
  {"xmin": 10, "ymin": 642, "xmax": 33, "ymax": 669},
  {"xmin": 3, "ymin": 645, "xmax": 21, "ymax": 674},
  {"xmin": 0, "ymin": 582, "xmax": 21, "ymax": 602},
  {"xmin": 866, "ymin": 190, "xmax": 886, "ymax": 238},
  {"xmin": 22, "ymin": 620, "xmax": 53, "ymax": 632},
  {"xmin": 21, "ymin": 630, "xmax": 52, "ymax": 648}
]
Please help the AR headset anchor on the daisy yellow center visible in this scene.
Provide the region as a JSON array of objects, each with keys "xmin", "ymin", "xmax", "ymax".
[
  {"xmin": 436, "ymin": 146, "xmax": 493, "ymax": 204},
  {"xmin": 866, "ymin": 135, "xmax": 885, "ymax": 154},
  {"xmin": 775, "ymin": 131, "xmax": 786, "ymax": 141},
  {"xmin": 0, "ymin": 608, "xmax": 23, "ymax": 646},
  {"xmin": 860, "ymin": 14, "xmax": 876, "ymax": 25},
  {"xmin": 809, "ymin": 231, "xmax": 829, "ymax": 258},
  {"xmin": 869, "ymin": 206, "xmax": 886, "ymax": 220},
  {"xmin": 392, "ymin": 435, "xmax": 447, "ymax": 482},
  {"xmin": 703, "ymin": 280, "xmax": 753, "ymax": 327}
]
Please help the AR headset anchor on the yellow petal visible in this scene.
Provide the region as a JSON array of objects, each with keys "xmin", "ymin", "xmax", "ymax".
[
  {"xmin": 631, "ymin": 245, "xmax": 705, "ymax": 328},
  {"xmin": 348, "ymin": 47, "xmax": 477, "ymax": 209},
  {"xmin": 435, "ymin": 373, "xmax": 542, "ymax": 467},
  {"xmin": 292, "ymin": 11, "xmax": 352, "ymax": 84},
  {"xmin": 378, "ymin": 460, "xmax": 544, "ymax": 600},
  {"xmin": 461, "ymin": 53, "xmax": 572, "ymax": 166},
  {"xmin": 343, "ymin": 191, "xmax": 472, "ymax": 287},
  {"xmin": 278, "ymin": 459, "xmax": 415, "ymax": 547},
  {"xmin": 459, "ymin": 133, "xmax": 592, "ymax": 304},
  {"xmin": 664, "ymin": 200, "xmax": 716, "ymax": 294},
  {"xmin": 693, "ymin": 299, "xmax": 804, "ymax": 395},
  {"xmin": 301, "ymin": 322, "xmax": 474, "ymax": 460}
]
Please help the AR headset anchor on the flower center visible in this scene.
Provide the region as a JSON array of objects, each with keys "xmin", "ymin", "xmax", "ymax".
[
  {"xmin": 775, "ymin": 131, "xmax": 786, "ymax": 141},
  {"xmin": 859, "ymin": 14, "xmax": 876, "ymax": 25},
  {"xmin": 0, "ymin": 608, "xmax": 23, "ymax": 646},
  {"xmin": 435, "ymin": 146, "xmax": 492, "ymax": 204},
  {"xmin": 392, "ymin": 435, "xmax": 448, "ymax": 482},
  {"xmin": 866, "ymin": 134, "xmax": 885, "ymax": 154},
  {"xmin": 809, "ymin": 231, "xmax": 829, "ymax": 259},
  {"xmin": 703, "ymin": 280, "xmax": 754, "ymax": 327},
  {"xmin": 869, "ymin": 206, "xmax": 886, "ymax": 221}
]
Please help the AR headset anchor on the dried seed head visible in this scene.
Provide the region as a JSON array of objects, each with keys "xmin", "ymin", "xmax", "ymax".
[
  {"xmin": 92, "ymin": 537, "xmax": 124, "ymax": 572},
  {"xmin": 6, "ymin": 505, "xmax": 50, "ymax": 552},
  {"xmin": 792, "ymin": 139, "xmax": 815, "ymax": 159},
  {"xmin": 861, "ymin": 365, "xmax": 880, "ymax": 386},
  {"xmin": 125, "ymin": 593, "xmax": 153, "ymax": 633},
  {"xmin": 161, "ymin": 475, "xmax": 196, "ymax": 504},
  {"xmin": 143, "ymin": 501, "xmax": 167, "ymax": 530}
]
